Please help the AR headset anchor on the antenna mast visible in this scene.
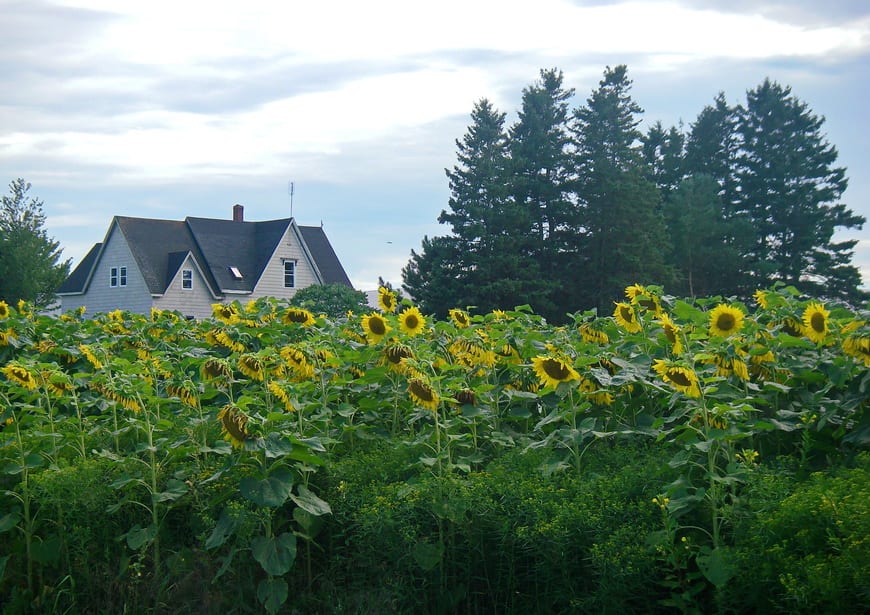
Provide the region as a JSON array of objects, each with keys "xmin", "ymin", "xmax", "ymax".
[{"xmin": 288, "ymin": 181, "xmax": 295, "ymax": 219}]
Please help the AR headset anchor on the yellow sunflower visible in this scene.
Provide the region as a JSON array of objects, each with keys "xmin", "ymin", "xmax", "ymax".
[
  {"xmin": 448, "ymin": 308, "xmax": 471, "ymax": 328},
  {"xmin": 0, "ymin": 300, "xmax": 9, "ymax": 319},
  {"xmin": 201, "ymin": 358, "xmax": 232, "ymax": 381},
  {"xmin": 801, "ymin": 302, "xmax": 829, "ymax": 343},
  {"xmin": 709, "ymin": 304, "xmax": 744, "ymax": 337},
  {"xmin": 283, "ymin": 307, "xmax": 316, "ymax": 327},
  {"xmin": 2, "ymin": 363, "xmax": 39, "ymax": 390},
  {"xmin": 753, "ymin": 290, "xmax": 769, "ymax": 309},
  {"xmin": 407, "ymin": 377, "xmax": 439, "ymax": 410},
  {"xmin": 213, "ymin": 303, "xmax": 239, "ymax": 323},
  {"xmin": 579, "ymin": 323, "xmax": 609, "ymax": 344},
  {"xmin": 217, "ymin": 404, "xmax": 250, "ymax": 448},
  {"xmin": 531, "ymin": 355, "xmax": 581, "ymax": 388},
  {"xmin": 626, "ymin": 284, "xmax": 662, "ymax": 315},
  {"xmin": 657, "ymin": 313, "xmax": 683, "ymax": 355},
  {"xmin": 377, "ymin": 286, "xmax": 397, "ymax": 314},
  {"xmin": 361, "ymin": 312, "xmax": 391, "ymax": 343},
  {"xmin": 267, "ymin": 381, "xmax": 294, "ymax": 411},
  {"xmin": 779, "ymin": 317, "xmax": 804, "ymax": 337},
  {"xmin": 652, "ymin": 359, "xmax": 701, "ymax": 398},
  {"xmin": 843, "ymin": 336, "xmax": 870, "ymax": 367},
  {"xmin": 280, "ymin": 346, "xmax": 314, "ymax": 379},
  {"xmin": 613, "ymin": 302, "xmax": 642, "ymax": 334},
  {"xmin": 399, "ymin": 306, "xmax": 426, "ymax": 336},
  {"xmin": 238, "ymin": 354, "xmax": 265, "ymax": 381},
  {"xmin": 383, "ymin": 341, "xmax": 413, "ymax": 372},
  {"xmin": 78, "ymin": 344, "xmax": 103, "ymax": 370}
]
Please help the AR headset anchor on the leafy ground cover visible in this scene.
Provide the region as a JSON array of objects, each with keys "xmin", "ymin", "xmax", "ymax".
[{"xmin": 0, "ymin": 285, "xmax": 867, "ymax": 613}]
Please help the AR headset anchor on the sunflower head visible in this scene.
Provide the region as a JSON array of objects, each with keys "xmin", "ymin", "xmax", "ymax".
[
  {"xmin": 217, "ymin": 404, "xmax": 251, "ymax": 448},
  {"xmin": 0, "ymin": 300, "xmax": 9, "ymax": 320},
  {"xmin": 213, "ymin": 303, "xmax": 240, "ymax": 324},
  {"xmin": 399, "ymin": 306, "xmax": 426, "ymax": 336},
  {"xmin": 384, "ymin": 341, "xmax": 414, "ymax": 370},
  {"xmin": 801, "ymin": 302, "xmax": 829, "ymax": 343},
  {"xmin": 361, "ymin": 312, "xmax": 391, "ymax": 343},
  {"xmin": 843, "ymin": 335, "xmax": 870, "ymax": 367},
  {"xmin": 377, "ymin": 287, "xmax": 397, "ymax": 313},
  {"xmin": 2, "ymin": 363, "xmax": 39, "ymax": 390},
  {"xmin": 448, "ymin": 308, "xmax": 471, "ymax": 328},
  {"xmin": 238, "ymin": 354, "xmax": 265, "ymax": 381},
  {"xmin": 657, "ymin": 313, "xmax": 683, "ymax": 355},
  {"xmin": 283, "ymin": 307, "xmax": 316, "ymax": 327},
  {"xmin": 613, "ymin": 302, "xmax": 642, "ymax": 334},
  {"xmin": 709, "ymin": 304, "xmax": 744, "ymax": 337},
  {"xmin": 652, "ymin": 359, "xmax": 700, "ymax": 397},
  {"xmin": 579, "ymin": 323, "xmax": 609, "ymax": 344},
  {"xmin": 407, "ymin": 377, "xmax": 439, "ymax": 410},
  {"xmin": 531, "ymin": 355, "xmax": 581, "ymax": 389},
  {"xmin": 753, "ymin": 290, "xmax": 769, "ymax": 310},
  {"xmin": 201, "ymin": 358, "xmax": 233, "ymax": 381}
]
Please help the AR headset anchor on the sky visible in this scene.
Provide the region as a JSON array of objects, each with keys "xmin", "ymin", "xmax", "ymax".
[{"xmin": 2, "ymin": 0, "xmax": 869, "ymax": 294}]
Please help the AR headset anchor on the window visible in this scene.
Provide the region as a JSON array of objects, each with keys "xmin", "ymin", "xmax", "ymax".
[
  {"xmin": 229, "ymin": 266, "xmax": 243, "ymax": 280},
  {"xmin": 110, "ymin": 266, "xmax": 127, "ymax": 287},
  {"xmin": 283, "ymin": 260, "xmax": 296, "ymax": 288},
  {"xmin": 182, "ymin": 269, "xmax": 193, "ymax": 290}
]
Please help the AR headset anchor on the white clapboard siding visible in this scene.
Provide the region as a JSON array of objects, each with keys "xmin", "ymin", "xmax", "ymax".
[
  {"xmin": 153, "ymin": 254, "xmax": 220, "ymax": 319},
  {"xmin": 250, "ymin": 225, "xmax": 319, "ymax": 300}
]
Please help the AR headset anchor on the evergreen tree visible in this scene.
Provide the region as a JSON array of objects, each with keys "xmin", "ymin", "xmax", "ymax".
[
  {"xmin": 0, "ymin": 178, "xmax": 71, "ymax": 308},
  {"xmin": 643, "ymin": 120, "xmax": 685, "ymax": 198},
  {"xmin": 571, "ymin": 65, "xmax": 672, "ymax": 313},
  {"xmin": 736, "ymin": 79, "xmax": 865, "ymax": 301}
]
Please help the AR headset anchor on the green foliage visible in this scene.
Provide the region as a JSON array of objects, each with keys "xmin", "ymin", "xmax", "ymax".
[
  {"xmin": 0, "ymin": 179, "xmax": 71, "ymax": 308},
  {"xmin": 289, "ymin": 283, "xmax": 369, "ymax": 318}
]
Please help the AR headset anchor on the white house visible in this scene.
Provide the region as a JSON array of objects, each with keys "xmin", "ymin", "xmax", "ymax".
[{"xmin": 57, "ymin": 205, "xmax": 352, "ymax": 319}]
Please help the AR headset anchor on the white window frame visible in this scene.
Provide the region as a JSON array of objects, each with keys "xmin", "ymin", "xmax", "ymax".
[
  {"xmin": 110, "ymin": 266, "xmax": 127, "ymax": 287},
  {"xmin": 182, "ymin": 269, "xmax": 193, "ymax": 290},
  {"xmin": 283, "ymin": 260, "xmax": 296, "ymax": 288},
  {"xmin": 119, "ymin": 266, "xmax": 127, "ymax": 287},
  {"xmin": 110, "ymin": 266, "xmax": 118, "ymax": 287}
]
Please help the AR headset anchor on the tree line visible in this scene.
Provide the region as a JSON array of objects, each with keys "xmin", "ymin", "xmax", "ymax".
[{"xmin": 402, "ymin": 65, "xmax": 866, "ymax": 322}]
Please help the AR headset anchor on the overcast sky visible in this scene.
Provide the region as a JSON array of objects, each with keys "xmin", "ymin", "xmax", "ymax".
[{"xmin": 2, "ymin": 0, "xmax": 868, "ymax": 294}]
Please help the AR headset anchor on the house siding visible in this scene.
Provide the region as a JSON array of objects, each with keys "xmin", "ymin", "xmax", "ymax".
[
  {"xmin": 153, "ymin": 255, "xmax": 219, "ymax": 319},
  {"xmin": 60, "ymin": 224, "xmax": 153, "ymax": 315},
  {"xmin": 250, "ymin": 226, "xmax": 319, "ymax": 299}
]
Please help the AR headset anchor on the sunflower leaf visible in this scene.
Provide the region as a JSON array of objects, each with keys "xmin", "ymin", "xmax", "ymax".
[
  {"xmin": 240, "ymin": 468, "xmax": 295, "ymax": 507},
  {"xmin": 289, "ymin": 484, "xmax": 332, "ymax": 517},
  {"xmin": 257, "ymin": 577, "xmax": 289, "ymax": 615},
  {"xmin": 251, "ymin": 532, "xmax": 297, "ymax": 576},
  {"xmin": 205, "ymin": 508, "xmax": 236, "ymax": 550}
]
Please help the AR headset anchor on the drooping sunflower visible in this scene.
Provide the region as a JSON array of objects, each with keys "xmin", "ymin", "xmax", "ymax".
[
  {"xmin": 407, "ymin": 377, "xmax": 439, "ymax": 410},
  {"xmin": 449, "ymin": 308, "xmax": 471, "ymax": 328},
  {"xmin": 652, "ymin": 359, "xmax": 701, "ymax": 398},
  {"xmin": 753, "ymin": 290, "xmax": 769, "ymax": 310},
  {"xmin": 779, "ymin": 317, "xmax": 804, "ymax": 337},
  {"xmin": 531, "ymin": 355, "xmax": 581, "ymax": 389},
  {"xmin": 626, "ymin": 284, "xmax": 662, "ymax": 315},
  {"xmin": 578, "ymin": 376, "xmax": 613, "ymax": 405},
  {"xmin": 399, "ymin": 306, "xmax": 426, "ymax": 336},
  {"xmin": 283, "ymin": 307, "xmax": 316, "ymax": 327},
  {"xmin": 579, "ymin": 323, "xmax": 609, "ymax": 344},
  {"xmin": 267, "ymin": 381, "xmax": 294, "ymax": 411},
  {"xmin": 78, "ymin": 344, "xmax": 103, "ymax": 370},
  {"xmin": 383, "ymin": 341, "xmax": 414, "ymax": 372},
  {"xmin": 280, "ymin": 346, "xmax": 314, "ymax": 379},
  {"xmin": 801, "ymin": 302, "xmax": 829, "ymax": 343},
  {"xmin": 238, "ymin": 354, "xmax": 265, "ymax": 381},
  {"xmin": 843, "ymin": 335, "xmax": 870, "ymax": 367},
  {"xmin": 2, "ymin": 363, "xmax": 39, "ymax": 390},
  {"xmin": 201, "ymin": 357, "xmax": 233, "ymax": 381},
  {"xmin": 613, "ymin": 302, "xmax": 642, "ymax": 334},
  {"xmin": 0, "ymin": 300, "xmax": 9, "ymax": 319},
  {"xmin": 657, "ymin": 313, "xmax": 683, "ymax": 355},
  {"xmin": 361, "ymin": 312, "xmax": 391, "ymax": 343},
  {"xmin": 213, "ymin": 303, "xmax": 239, "ymax": 324},
  {"xmin": 377, "ymin": 286, "xmax": 397, "ymax": 314},
  {"xmin": 708, "ymin": 304, "xmax": 744, "ymax": 337},
  {"xmin": 217, "ymin": 404, "xmax": 250, "ymax": 448}
]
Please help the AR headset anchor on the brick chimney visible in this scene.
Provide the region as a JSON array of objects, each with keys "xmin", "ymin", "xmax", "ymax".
[{"xmin": 233, "ymin": 204, "xmax": 244, "ymax": 222}]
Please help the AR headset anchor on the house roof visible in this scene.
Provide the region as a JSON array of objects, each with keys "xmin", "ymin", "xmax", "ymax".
[{"xmin": 58, "ymin": 213, "xmax": 352, "ymax": 296}]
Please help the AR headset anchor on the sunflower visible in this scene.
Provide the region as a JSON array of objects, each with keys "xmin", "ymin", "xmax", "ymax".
[
  {"xmin": 217, "ymin": 404, "xmax": 250, "ymax": 448},
  {"xmin": 578, "ymin": 376, "xmax": 613, "ymax": 405},
  {"xmin": 399, "ymin": 306, "xmax": 426, "ymax": 336},
  {"xmin": 44, "ymin": 371, "xmax": 75, "ymax": 396},
  {"xmin": 238, "ymin": 354, "xmax": 265, "ymax": 381},
  {"xmin": 213, "ymin": 303, "xmax": 239, "ymax": 324},
  {"xmin": 201, "ymin": 358, "xmax": 232, "ymax": 381},
  {"xmin": 449, "ymin": 308, "xmax": 471, "ymax": 328},
  {"xmin": 283, "ymin": 307, "xmax": 316, "ymax": 327},
  {"xmin": 779, "ymin": 317, "xmax": 804, "ymax": 337},
  {"xmin": 709, "ymin": 304, "xmax": 744, "ymax": 337},
  {"xmin": 657, "ymin": 313, "xmax": 683, "ymax": 355},
  {"xmin": 613, "ymin": 302, "xmax": 642, "ymax": 334},
  {"xmin": 652, "ymin": 359, "xmax": 700, "ymax": 397},
  {"xmin": 361, "ymin": 312, "xmax": 391, "ymax": 343},
  {"xmin": 579, "ymin": 323, "xmax": 609, "ymax": 344},
  {"xmin": 384, "ymin": 341, "xmax": 414, "ymax": 372},
  {"xmin": 753, "ymin": 290, "xmax": 769, "ymax": 310},
  {"xmin": 377, "ymin": 286, "xmax": 397, "ymax": 313},
  {"xmin": 495, "ymin": 343, "xmax": 522, "ymax": 365},
  {"xmin": 167, "ymin": 383, "xmax": 199, "ymax": 408},
  {"xmin": 454, "ymin": 389, "xmax": 476, "ymax": 407},
  {"xmin": 267, "ymin": 381, "xmax": 294, "ymax": 411},
  {"xmin": 78, "ymin": 344, "xmax": 103, "ymax": 369},
  {"xmin": 843, "ymin": 336, "xmax": 870, "ymax": 367},
  {"xmin": 490, "ymin": 309, "xmax": 508, "ymax": 321},
  {"xmin": 626, "ymin": 284, "xmax": 662, "ymax": 315},
  {"xmin": 0, "ymin": 300, "xmax": 9, "ymax": 319},
  {"xmin": 280, "ymin": 346, "xmax": 314, "ymax": 379},
  {"xmin": 801, "ymin": 302, "xmax": 829, "ymax": 343},
  {"xmin": 2, "ymin": 363, "xmax": 38, "ymax": 390},
  {"xmin": 407, "ymin": 377, "xmax": 439, "ymax": 410},
  {"xmin": 531, "ymin": 355, "xmax": 581, "ymax": 389}
]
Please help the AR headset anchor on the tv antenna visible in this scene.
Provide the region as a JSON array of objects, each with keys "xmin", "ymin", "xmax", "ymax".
[{"xmin": 288, "ymin": 181, "xmax": 295, "ymax": 219}]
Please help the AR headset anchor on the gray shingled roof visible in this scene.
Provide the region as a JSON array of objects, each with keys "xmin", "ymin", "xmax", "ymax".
[{"xmin": 59, "ymin": 214, "xmax": 352, "ymax": 295}]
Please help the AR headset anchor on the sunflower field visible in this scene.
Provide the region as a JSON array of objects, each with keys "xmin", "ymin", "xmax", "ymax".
[{"xmin": 0, "ymin": 285, "xmax": 868, "ymax": 614}]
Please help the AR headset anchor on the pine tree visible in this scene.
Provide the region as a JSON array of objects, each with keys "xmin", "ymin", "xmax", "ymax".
[
  {"xmin": 643, "ymin": 120, "xmax": 685, "ymax": 198},
  {"xmin": 0, "ymin": 179, "xmax": 71, "ymax": 307},
  {"xmin": 571, "ymin": 65, "xmax": 672, "ymax": 312},
  {"xmin": 736, "ymin": 79, "xmax": 865, "ymax": 301}
]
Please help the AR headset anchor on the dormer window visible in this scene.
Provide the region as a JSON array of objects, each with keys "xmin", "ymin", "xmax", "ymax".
[{"xmin": 229, "ymin": 266, "xmax": 243, "ymax": 279}]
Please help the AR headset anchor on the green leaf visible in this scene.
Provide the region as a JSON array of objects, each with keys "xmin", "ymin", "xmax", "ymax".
[
  {"xmin": 126, "ymin": 524, "xmax": 157, "ymax": 550},
  {"xmin": 154, "ymin": 478, "xmax": 189, "ymax": 502},
  {"xmin": 31, "ymin": 534, "xmax": 62, "ymax": 565},
  {"xmin": 697, "ymin": 546, "xmax": 735, "ymax": 588},
  {"xmin": 257, "ymin": 577, "xmax": 289, "ymax": 615},
  {"xmin": 293, "ymin": 507, "xmax": 324, "ymax": 539},
  {"xmin": 240, "ymin": 468, "xmax": 295, "ymax": 507},
  {"xmin": 0, "ymin": 510, "xmax": 21, "ymax": 532},
  {"xmin": 412, "ymin": 540, "xmax": 443, "ymax": 571},
  {"xmin": 205, "ymin": 508, "xmax": 235, "ymax": 550},
  {"xmin": 290, "ymin": 484, "xmax": 332, "ymax": 517},
  {"xmin": 250, "ymin": 533, "xmax": 297, "ymax": 576}
]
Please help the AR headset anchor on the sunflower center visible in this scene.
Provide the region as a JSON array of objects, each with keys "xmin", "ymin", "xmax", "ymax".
[
  {"xmin": 405, "ymin": 315, "xmax": 419, "ymax": 329},
  {"xmin": 664, "ymin": 325, "xmax": 677, "ymax": 344},
  {"xmin": 542, "ymin": 358, "xmax": 570, "ymax": 380},
  {"xmin": 409, "ymin": 380, "xmax": 435, "ymax": 402},
  {"xmin": 716, "ymin": 314, "xmax": 735, "ymax": 331},
  {"xmin": 619, "ymin": 306, "xmax": 634, "ymax": 322},
  {"xmin": 810, "ymin": 313, "xmax": 825, "ymax": 333},
  {"xmin": 667, "ymin": 369, "xmax": 692, "ymax": 387},
  {"xmin": 369, "ymin": 317, "xmax": 386, "ymax": 335}
]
